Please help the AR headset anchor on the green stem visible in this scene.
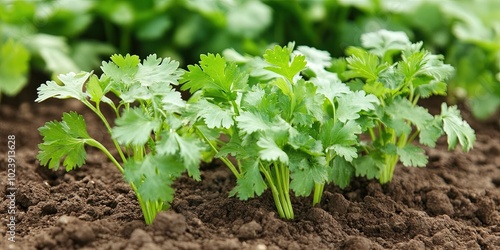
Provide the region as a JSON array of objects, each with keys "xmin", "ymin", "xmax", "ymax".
[
  {"xmin": 84, "ymin": 101, "xmax": 127, "ymax": 163},
  {"xmin": 271, "ymin": 162, "xmax": 294, "ymax": 219},
  {"xmin": 129, "ymin": 182, "xmax": 164, "ymax": 225},
  {"xmin": 379, "ymin": 154, "xmax": 399, "ymax": 184},
  {"xmin": 379, "ymin": 128, "xmax": 400, "ymax": 184},
  {"xmin": 86, "ymin": 139, "xmax": 124, "ymax": 174},
  {"xmin": 195, "ymin": 126, "xmax": 241, "ymax": 179},
  {"xmin": 312, "ymin": 182, "xmax": 324, "ymax": 206},
  {"xmin": 259, "ymin": 163, "xmax": 288, "ymax": 219}
]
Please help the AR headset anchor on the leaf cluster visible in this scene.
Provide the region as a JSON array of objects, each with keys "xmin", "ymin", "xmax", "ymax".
[
  {"xmin": 339, "ymin": 30, "xmax": 476, "ymax": 183},
  {"xmin": 36, "ymin": 53, "xmax": 204, "ymax": 224},
  {"xmin": 36, "ymin": 30, "xmax": 476, "ymax": 222}
]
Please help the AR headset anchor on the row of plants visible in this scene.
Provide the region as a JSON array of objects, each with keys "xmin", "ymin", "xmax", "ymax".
[
  {"xmin": 3, "ymin": 0, "xmax": 499, "ymax": 120},
  {"xmin": 36, "ymin": 30, "xmax": 475, "ymax": 223}
]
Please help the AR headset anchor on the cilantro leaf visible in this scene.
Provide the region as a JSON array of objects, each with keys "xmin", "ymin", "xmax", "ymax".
[
  {"xmin": 112, "ymin": 108, "xmax": 160, "ymax": 146},
  {"xmin": 320, "ymin": 120, "xmax": 362, "ymax": 147},
  {"xmin": 327, "ymin": 144, "xmax": 358, "ymax": 162},
  {"xmin": 440, "ymin": 103, "xmax": 476, "ymax": 151},
  {"xmin": 257, "ymin": 136, "xmax": 289, "ymax": 164},
  {"xmin": 344, "ymin": 47, "xmax": 387, "ymax": 81},
  {"xmin": 230, "ymin": 160, "xmax": 267, "ymax": 200},
  {"xmin": 401, "ymin": 44, "xmax": 455, "ymax": 82},
  {"xmin": 37, "ymin": 112, "xmax": 91, "ymax": 171},
  {"xmin": 263, "ymin": 44, "xmax": 306, "ymax": 81},
  {"xmin": 336, "ymin": 90, "xmax": 379, "ymax": 122},
  {"xmin": 101, "ymin": 54, "xmax": 139, "ymax": 87},
  {"xmin": 414, "ymin": 79, "xmax": 448, "ymax": 97},
  {"xmin": 353, "ymin": 154, "xmax": 384, "ymax": 179},
  {"xmin": 397, "ymin": 144, "xmax": 428, "ymax": 167},
  {"xmin": 290, "ymin": 79, "xmax": 325, "ymax": 125},
  {"xmin": 136, "ymin": 54, "xmax": 181, "ymax": 86},
  {"xmin": 235, "ymin": 111, "xmax": 271, "ymax": 134},
  {"xmin": 36, "ymin": 71, "xmax": 92, "ymax": 102},
  {"xmin": 181, "ymin": 53, "xmax": 248, "ymax": 100},
  {"xmin": 419, "ymin": 117, "xmax": 444, "ymax": 147},
  {"xmin": 289, "ymin": 153, "xmax": 327, "ymax": 196},
  {"xmin": 310, "ymin": 75, "xmax": 350, "ymax": 104},
  {"xmin": 361, "ymin": 29, "xmax": 411, "ymax": 57},
  {"xmin": 296, "ymin": 45, "xmax": 332, "ymax": 76},
  {"xmin": 328, "ymin": 157, "xmax": 354, "ymax": 189},
  {"xmin": 385, "ymin": 97, "xmax": 433, "ymax": 130},
  {"xmin": 189, "ymin": 99, "xmax": 234, "ymax": 129},
  {"xmin": 123, "ymin": 154, "xmax": 185, "ymax": 202},
  {"xmin": 161, "ymin": 86, "xmax": 186, "ymax": 113}
]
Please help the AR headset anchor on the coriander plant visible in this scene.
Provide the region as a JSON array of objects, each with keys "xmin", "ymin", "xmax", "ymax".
[
  {"xmin": 340, "ymin": 30, "xmax": 476, "ymax": 184},
  {"xmin": 36, "ymin": 30, "xmax": 476, "ymax": 222},
  {"xmin": 36, "ymin": 54, "xmax": 204, "ymax": 224},
  {"xmin": 181, "ymin": 44, "xmax": 379, "ymax": 219}
]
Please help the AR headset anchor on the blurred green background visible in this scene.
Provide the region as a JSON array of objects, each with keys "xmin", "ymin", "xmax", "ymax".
[{"xmin": 1, "ymin": 0, "xmax": 499, "ymax": 119}]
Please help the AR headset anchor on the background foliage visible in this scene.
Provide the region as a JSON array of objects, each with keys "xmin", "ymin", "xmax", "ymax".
[{"xmin": 1, "ymin": 0, "xmax": 499, "ymax": 119}]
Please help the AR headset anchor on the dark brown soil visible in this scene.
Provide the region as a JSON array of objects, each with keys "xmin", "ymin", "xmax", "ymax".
[{"xmin": 1, "ymin": 98, "xmax": 500, "ymax": 250}]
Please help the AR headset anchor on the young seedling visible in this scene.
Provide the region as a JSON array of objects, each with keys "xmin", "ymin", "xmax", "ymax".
[
  {"xmin": 181, "ymin": 43, "xmax": 378, "ymax": 219},
  {"xmin": 36, "ymin": 54, "xmax": 204, "ymax": 224},
  {"xmin": 340, "ymin": 29, "xmax": 476, "ymax": 184}
]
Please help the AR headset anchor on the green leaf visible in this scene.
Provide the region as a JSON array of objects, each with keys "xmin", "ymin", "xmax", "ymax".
[
  {"xmin": 230, "ymin": 160, "xmax": 267, "ymax": 200},
  {"xmin": 0, "ymin": 39, "xmax": 30, "ymax": 96},
  {"xmin": 110, "ymin": 53, "xmax": 140, "ymax": 71},
  {"xmin": 296, "ymin": 45, "xmax": 332, "ymax": 75},
  {"xmin": 344, "ymin": 47, "xmax": 387, "ymax": 81},
  {"xmin": 36, "ymin": 71, "xmax": 92, "ymax": 102},
  {"xmin": 328, "ymin": 157, "xmax": 354, "ymax": 189},
  {"xmin": 361, "ymin": 29, "xmax": 411, "ymax": 57},
  {"xmin": 123, "ymin": 154, "xmax": 185, "ymax": 202},
  {"xmin": 440, "ymin": 103, "xmax": 475, "ymax": 151},
  {"xmin": 415, "ymin": 80, "xmax": 447, "ymax": 97},
  {"xmin": 161, "ymin": 86, "xmax": 186, "ymax": 113},
  {"xmin": 181, "ymin": 53, "xmax": 248, "ymax": 100},
  {"xmin": 288, "ymin": 132, "xmax": 323, "ymax": 157},
  {"xmin": 216, "ymin": 132, "xmax": 248, "ymax": 158},
  {"xmin": 397, "ymin": 144, "xmax": 428, "ymax": 167},
  {"xmin": 112, "ymin": 108, "xmax": 160, "ymax": 146},
  {"xmin": 257, "ymin": 136, "xmax": 289, "ymax": 164},
  {"xmin": 289, "ymin": 153, "xmax": 327, "ymax": 196},
  {"xmin": 320, "ymin": 120, "xmax": 362, "ymax": 148},
  {"xmin": 336, "ymin": 90, "xmax": 379, "ymax": 122},
  {"xmin": 419, "ymin": 117, "xmax": 444, "ymax": 147},
  {"xmin": 385, "ymin": 97, "xmax": 433, "ymax": 131},
  {"xmin": 311, "ymin": 75, "xmax": 351, "ymax": 104},
  {"xmin": 263, "ymin": 44, "xmax": 306, "ymax": 81},
  {"xmin": 290, "ymin": 79, "xmax": 325, "ymax": 125},
  {"xmin": 190, "ymin": 99, "xmax": 234, "ymax": 129},
  {"xmin": 173, "ymin": 133, "xmax": 203, "ymax": 180},
  {"xmin": 156, "ymin": 131, "xmax": 203, "ymax": 178},
  {"xmin": 236, "ymin": 111, "xmax": 271, "ymax": 134},
  {"xmin": 400, "ymin": 43, "xmax": 455, "ymax": 82},
  {"xmin": 37, "ymin": 112, "xmax": 91, "ymax": 171},
  {"xmin": 327, "ymin": 144, "xmax": 358, "ymax": 162},
  {"xmin": 136, "ymin": 55, "xmax": 181, "ymax": 86},
  {"xmin": 86, "ymin": 74, "xmax": 113, "ymax": 104},
  {"xmin": 353, "ymin": 153, "xmax": 384, "ymax": 179},
  {"xmin": 100, "ymin": 54, "xmax": 141, "ymax": 90}
]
